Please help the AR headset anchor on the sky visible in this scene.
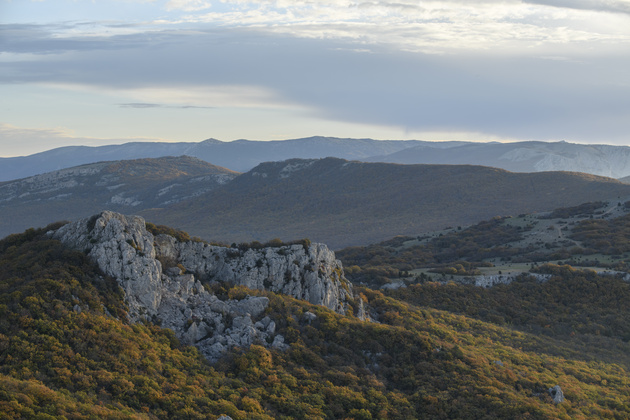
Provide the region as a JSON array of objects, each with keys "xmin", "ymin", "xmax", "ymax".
[{"xmin": 1, "ymin": 0, "xmax": 630, "ymax": 157}]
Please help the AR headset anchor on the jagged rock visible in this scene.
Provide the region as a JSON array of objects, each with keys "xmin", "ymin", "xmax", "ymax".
[
  {"xmin": 303, "ymin": 311, "xmax": 317, "ymax": 323},
  {"xmin": 470, "ymin": 273, "xmax": 552, "ymax": 288},
  {"xmin": 380, "ymin": 281, "xmax": 407, "ymax": 290},
  {"xmin": 432, "ymin": 273, "xmax": 553, "ymax": 288},
  {"xmin": 217, "ymin": 416, "xmax": 233, "ymax": 420},
  {"xmin": 272, "ymin": 334, "xmax": 289, "ymax": 350},
  {"xmin": 548, "ymin": 385, "xmax": 565, "ymax": 404},
  {"xmin": 166, "ymin": 266, "xmax": 183, "ymax": 276},
  {"xmin": 233, "ymin": 295, "xmax": 269, "ymax": 317},
  {"xmin": 54, "ymin": 211, "xmax": 163, "ymax": 319},
  {"xmin": 155, "ymin": 235, "xmax": 351, "ymax": 313},
  {"xmin": 53, "ymin": 211, "xmax": 353, "ymax": 362},
  {"xmin": 356, "ymin": 297, "xmax": 368, "ymax": 321}
]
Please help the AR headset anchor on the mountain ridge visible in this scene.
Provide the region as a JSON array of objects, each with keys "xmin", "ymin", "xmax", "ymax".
[
  {"xmin": 52, "ymin": 210, "xmax": 355, "ymax": 362},
  {"xmin": 0, "ymin": 136, "xmax": 429, "ymax": 181},
  {"xmin": 367, "ymin": 140, "xmax": 630, "ymax": 178},
  {"xmin": 0, "ymin": 156, "xmax": 238, "ymax": 239},
  {"xmin": 4, "ymin": 137, "xmax": 630, "ymax": 183}
]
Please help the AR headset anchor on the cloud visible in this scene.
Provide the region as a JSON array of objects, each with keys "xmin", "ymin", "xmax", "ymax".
[
  {"xmin": 2, "ymin": 1, "xmax": 630, "ymax": 147},
  {"xmin": 165, "ymin": 0, "xmax": 212, "ymax": 12},
  {"xmin": 118, "ymin": 102, "xmax": 214, "ymax": 109},
  {"xmin": 119, "ymin": 102, "xmax": 163, "ymax": 108},
  {"xmin": 0, "ymin": 123, "xmax": 76, "ymax": 143},
  {"xmin": 3, "ymin": 0, "xmax": 630, "ymax": 57},
  {"xmin": 0, "ymin": 123, "xmax": 169, "ymax": 157},
  {"xmin": 176, "ymin": 0, "xmax": 630, "ymax": 54},
  {"xmin": 523, "ymin": 0, "xmax": 630, "ymax": 15},
  {"xmin": 3, "ymin": 22, "xmax": 630, "ymax": 142}
]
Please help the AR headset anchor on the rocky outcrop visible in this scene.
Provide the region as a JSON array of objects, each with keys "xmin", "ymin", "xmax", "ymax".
[
  {"xmin": 53, "ymin": 211, "xmax": 164, "ymax": 318},
  {"xmin": 52, "ymin": 211, "xmax": 352, "ymax": 361},
  {"xmin": 396, "ymin": 273, "xmax": 552, "ymax": 289},
  {"xmin": 548, "ymin": 385, "xmax": 565, "ymax": 404},
  {"xmin": 433, "ymin": 273, "xmax": 552, "ymax": 288},
  {"xmin": 154, "ymin": 235, "xmax": 349, "ymax": 313},
  {"xmin": 467, "ymin": 273, "xmax": 551, "ymax": 288}
]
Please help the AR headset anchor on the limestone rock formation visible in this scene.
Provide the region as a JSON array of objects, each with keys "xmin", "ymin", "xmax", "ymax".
[
  {"xmin": 52, "ymin": 211, "xmax": 352, "ymax": 361},
  {"xmin": 548, "ymin": 385, "xmax": 565, "ymax": 404},
  {"xmin": 154, "ymin": 234, "xmax": 349, "ymax": 313},
  {"xmin": 467, "ymin": 273, "xmax": 552, "ymax": 288}
]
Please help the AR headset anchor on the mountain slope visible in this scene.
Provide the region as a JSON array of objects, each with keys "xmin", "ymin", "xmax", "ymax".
[
  {"xmin": 0, "ymin": 137, "xmax": 431, "ymax": 181},
  {"xmin": 141, "ymin": 158, "xmax": 630, "ymax": 249},
  {"xmin": 369, "ymin": 141, "xmax": 630, "ymax": 179},
  {"xmin": 2, "ymin": 224, "xmax": 630, "ymax": 418},
  {"xmin": 0, "ymin": 156, "xmax": 238, "ymax": 238}
]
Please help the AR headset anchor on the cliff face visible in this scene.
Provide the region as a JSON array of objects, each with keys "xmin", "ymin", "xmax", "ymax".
[
  {"xmin": 155, "ymin": 235, "xmax": 349, "ymax": 313},
  {"xmin": 52, "ymin": 211, "xmax": 352, "ymax": 361}
]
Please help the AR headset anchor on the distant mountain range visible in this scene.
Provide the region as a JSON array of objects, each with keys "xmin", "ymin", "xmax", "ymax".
[
  {"xmin": 0, "ymin": 156, "xmax": 237, "ymax": 238},
  {"xmin": 4, "ymin": 137, "xmax": 630, "ymax": 182},
  {"xmin": 367, "ymin": 140, "xmax": 630, "ymax": 179},
  {"xmin": 0, "ymin": 137, "xmax": 433, "ymax": 182}
]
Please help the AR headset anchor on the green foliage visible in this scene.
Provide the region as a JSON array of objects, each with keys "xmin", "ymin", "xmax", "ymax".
[
  {"xmin": 145, "ymin": 222, "xmax": 193, "ymax": 243},
  {"xmin": 338, "ymin": 217, "xmax": 524, "ymax": 286},
  {"xmin": 87, "ymin": 213, "xmax": 100, "ymax": 233},
  {"xmin": 428, "ymin": 261, "xmax": 483, "ymax": 276},
  {"xmin": 542, "ymin": 201, "xmax": 606, "ymax": 219},
  {"xmin": 390, "ymin": 266, "xmax": 630, "ymax": 366},
  {"xmin": 236, "ymin": 238, "xmax": 312, "ymax": 252},
  {"xmin": 571, "ymin": 213, "xmax": 630, "ymax": 255}
]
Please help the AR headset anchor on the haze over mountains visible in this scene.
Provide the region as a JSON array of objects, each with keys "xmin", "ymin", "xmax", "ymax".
[
  {"xmin": 3, "ymin": 137, "xmax": 630, "ymax": 182},
  {"xmin": 0, "ymin": 137, "xmax": 430, "ymax": 182},
  {"xmin": 367, "ymin": 141, "xmax": 630, "ymax": 179}
]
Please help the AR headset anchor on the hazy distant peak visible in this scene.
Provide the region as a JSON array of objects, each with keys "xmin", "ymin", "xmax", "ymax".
[
  {"xmin": 200, "ymin": 138, "xmax": 224, "ymax": 144},
  {"xmin": 6, "ymin": 137, "xmax": 630, "ymax": 183}
]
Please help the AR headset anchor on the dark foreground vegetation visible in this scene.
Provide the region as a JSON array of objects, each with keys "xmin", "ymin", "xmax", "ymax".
[{"xmin": 1, "ymin": 225, "xmax": 630, "ymax": 419}]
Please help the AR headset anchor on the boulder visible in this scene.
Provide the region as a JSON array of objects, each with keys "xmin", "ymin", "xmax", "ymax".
[{"xmin": 548, "ymin": 385, "xmax": 565, "ymax": 404}]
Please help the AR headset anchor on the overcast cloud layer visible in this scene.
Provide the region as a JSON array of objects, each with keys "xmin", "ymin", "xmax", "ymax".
[{"xmin": 1, "ymin": 0, "xmax": 630, "ymax": 156}]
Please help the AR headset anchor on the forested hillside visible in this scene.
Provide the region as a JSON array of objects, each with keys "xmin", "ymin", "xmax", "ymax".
[
  {"xmin": 337, "ymin": 199, "xmax": 630, "ymax": 288},
  {"xmin": 141, "ymin": 158, "xmax": 630, "ymax": 248},
  {"xmin": 1, "ymin": 224, "xmax": 630, "ymax": 418}
]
